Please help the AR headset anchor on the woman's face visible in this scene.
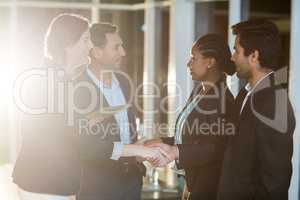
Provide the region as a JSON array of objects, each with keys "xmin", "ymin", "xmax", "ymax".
[
  {"xmin": 65, "ymin": 28, "xmax": 93, "ymax": 71},
  {"xmin": 187, "ymin": 46, "xmax": 210, "ymax": 81}
]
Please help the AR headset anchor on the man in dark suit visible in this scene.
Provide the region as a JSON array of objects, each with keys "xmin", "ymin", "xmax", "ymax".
[
  {"xmin": 218, "ymin": 19, "xmax": 296, "ymax": 200},
  {"xmin": 74, "ymin": 23, "xmax": 168, "ymax": 200}
]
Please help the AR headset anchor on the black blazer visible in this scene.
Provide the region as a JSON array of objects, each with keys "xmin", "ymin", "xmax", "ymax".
[
  {"xmin": 12, "ymin": 68, "xmax": 145, "ymax": 196},
  {"xmin": 162, "ymin": 76, "xmax": 237, "ymax": 200},
  {"xmin": 12, "ymin": 67, "xmax": 81, "ymax": 195},
  {"xmin": 218, "ymin": 73, "xmax": 296, "ymax": 200},
  {"xmin": 74, "ymin": 70, "xmax": 145, "ymax": 198}
]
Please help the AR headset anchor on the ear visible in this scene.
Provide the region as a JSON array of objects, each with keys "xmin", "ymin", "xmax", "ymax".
[
  {"xmin": 91, "ymin": 47, "xmax": 103, "ymax": 59},
  {"xmin": 208, "ymin": 57, "xmax": 217, "ymax": 68},
  {"xmin": 248, "ymin": 50, "xmax": 260, "ymax": 66}
]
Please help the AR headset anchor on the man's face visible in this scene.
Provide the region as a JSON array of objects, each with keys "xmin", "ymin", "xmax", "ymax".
[
  {"xmin": 231, "ymin": 36, "xmax": 251, "ymax": 79},
  {"xmin": 94, "ymin": 32, "xmax": 126, "ymax": 69}
]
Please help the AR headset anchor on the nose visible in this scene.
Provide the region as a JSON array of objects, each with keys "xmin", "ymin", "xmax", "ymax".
[
  {"xmin": 231, "ymin": 54, "xmax": 235, "ymax": 62},
  {"xmin": 231, "ymin": 51, "xmax": 237, "ymax": 62},
  {"xmin": 88, "ymin": 39, "xmax": 94, "ymax": 51},
  {"xmin": 187, "ymin": 59, "xmax": 192, "ymax": 69}
]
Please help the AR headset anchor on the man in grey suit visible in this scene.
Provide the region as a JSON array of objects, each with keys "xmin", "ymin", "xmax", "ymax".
[{"xmin": 75, "ymin": 23, "xmax": 168, "ymax": 200}]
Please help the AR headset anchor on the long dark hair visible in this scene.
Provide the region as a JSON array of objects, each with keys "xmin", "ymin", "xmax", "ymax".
[
  {"xmin": 44, "ymin": 13, "xmax": 90, "ymax": 65},
  {"xmin": 194, "ymin": 34, "xmax": 236, "ymax": 75}
]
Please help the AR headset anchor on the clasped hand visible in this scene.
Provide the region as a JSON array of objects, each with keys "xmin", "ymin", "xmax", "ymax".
[{"xmin": 136, "ymin": 139, "xmax": 179, "ymax": 168}]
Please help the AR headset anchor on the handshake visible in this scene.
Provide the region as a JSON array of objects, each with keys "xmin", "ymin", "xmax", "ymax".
[
  {"xmin": 131, "ymin": 139, "xmax": 179, "ymax": 168},
  {"xmin": 88, "ymin": 116, "xmax": 179, "ymax": 168}
]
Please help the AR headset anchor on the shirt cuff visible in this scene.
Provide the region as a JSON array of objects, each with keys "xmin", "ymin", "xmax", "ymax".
[{"xmin": 110, "ymin": 142, "xmax": 124, "ymax": 160}]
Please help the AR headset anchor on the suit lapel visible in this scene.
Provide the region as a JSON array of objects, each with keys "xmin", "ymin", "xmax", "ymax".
[
  {"xmin": 84, "ymin": 71, "xmax": 120, "ymax": 140},
  {"xmin": 238, "ymin": 73, "xmax": 275, "ymax": 123},
  {"xmin": 236, "ymin": 87, "xmax": 248, "ymax": 114}
]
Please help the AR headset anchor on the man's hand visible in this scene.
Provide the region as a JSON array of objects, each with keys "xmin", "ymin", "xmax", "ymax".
[
  {"xmin": 134, "ymin": 138, "xmax": 153, "ymax": 163},
  {"xmin": 139, "ymin": 146, "xmax": 171, "ymax": 167},
  {"xmin": 146, "ymin": 143, "xmax": 179, "ymax": 167},
  {"xmin": 122, "ymin": 144, "xmax": 170, "ymax": 167}
]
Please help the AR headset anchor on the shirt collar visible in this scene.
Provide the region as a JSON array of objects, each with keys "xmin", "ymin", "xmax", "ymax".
[
  {"xmin": 86, "ymin": 67, "xmax": 119, "ymax": 89},
  {"xmin": 245, "ymin": 71, "xmax": 274, "ymax": 93}
]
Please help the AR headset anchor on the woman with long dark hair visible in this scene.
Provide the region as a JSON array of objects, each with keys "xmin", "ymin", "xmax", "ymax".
[{"xmin": 12, "ymin": 13, "xmax": 93, "ymax": 200}]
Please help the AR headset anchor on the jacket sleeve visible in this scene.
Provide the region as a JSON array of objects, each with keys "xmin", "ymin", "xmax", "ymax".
[
  {"xmin": 254, "ymin": 90, "xmax": 295, "ymax": 200},
  {"xmin": 177, "ymin": 143, "xmax": 218, "ymax": 168},
  {"xmin": 161, "ymin": 137, "xmax": 175, "ymax": 145}
]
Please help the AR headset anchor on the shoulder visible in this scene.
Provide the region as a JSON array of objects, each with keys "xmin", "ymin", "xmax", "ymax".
[
  {"xmin": 251, "ymin": 84, "xmax": 295, "ymax": 128},
  {"xmin": 252, "ymin": 83, "xmax": 288, "ymax": 108}
]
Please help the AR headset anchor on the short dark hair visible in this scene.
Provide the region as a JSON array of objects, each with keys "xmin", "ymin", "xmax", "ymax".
[
  {"xmin": 90, "ymin": 23, "xmax": 118, "ymax": 48},
  {"xmin": 194, "ymin": 34, "xmax": 236, "ymax": 75},
  {"xmin": 232, "ymin": 19, "xmax": 281, "ymax": 70},
  {"xmin": 44, "ymin": 13, "xmax": 89, "ymax": 63}
]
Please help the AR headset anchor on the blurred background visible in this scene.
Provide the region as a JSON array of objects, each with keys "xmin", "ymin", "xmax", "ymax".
[{"xmin": 0, "ymin": 0, "xmax": 299, "ymax": 199}]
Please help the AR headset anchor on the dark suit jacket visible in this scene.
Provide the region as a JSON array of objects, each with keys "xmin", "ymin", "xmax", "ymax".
[
  {"xmin": 74, "ymin": 70, "xmax": 145, "ymax": 199},
  {"xmin": 12, "ymin": 67, "xmax": 81, "ymax": 195},
  {"xmin": 218, "ymin": 73, "xmax": 296, "ymax": 200},
  {"xmin": 162, "ymin": 76, "xmax": 237, "ymax": 200}
]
